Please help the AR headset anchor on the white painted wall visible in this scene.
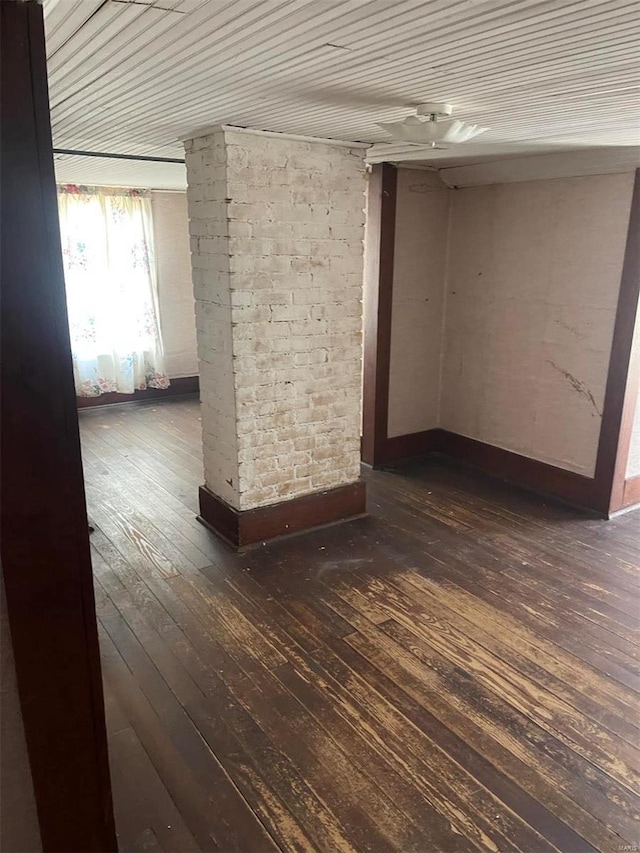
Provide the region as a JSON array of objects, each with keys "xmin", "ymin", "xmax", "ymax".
[
  {"xmin": 387, "ymin": 169, "xmax": 450, "ymax": 438},
  {"xmin": 440, "ymin": 173, "xmax": 634, "ymax": 476},
  {"xmin": 151, "ymin": 192, "xmax": 198, "ymax": 379},
  {"xmin": 386, "ymin": 171, "xmax": 634, "ymax": 477}
]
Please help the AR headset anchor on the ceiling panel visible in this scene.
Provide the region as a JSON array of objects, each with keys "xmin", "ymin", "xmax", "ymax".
[
  {"xmin": 53, "ymin": 152, "xmax": 187, "ymax": 190},
  {"xmin": 44, "ymin": 0, "xmax": 640, "ymax": 187}
]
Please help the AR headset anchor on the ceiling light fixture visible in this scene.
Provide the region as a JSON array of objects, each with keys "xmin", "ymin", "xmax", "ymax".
[{"xmin": 377, "ymin": 102, "xmax": 488, "ymax": 147}]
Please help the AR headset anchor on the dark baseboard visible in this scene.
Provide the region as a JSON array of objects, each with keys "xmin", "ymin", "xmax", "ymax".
[
  {"xmin": 198, "ymin": 481, "xmax": 367, "ymax": 549},
  {"xmin": 437, "ymin": 431, "xmax": 598, "ymax": 513},
  {"xmin": 375, "ymin": 429, "xmax": 441, "ymax": 465},
  {"xmin": 77, "ymin": 376, "xmax": 199, "ymax": 408},
  {"xmin": 622, "ymin": 475, "xmax": 640, "ymax": 509},
  {"xmin": 373, "ymin": 427, "xmax": 601, "ymax": 514}
]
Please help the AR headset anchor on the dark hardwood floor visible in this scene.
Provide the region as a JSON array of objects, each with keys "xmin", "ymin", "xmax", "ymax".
[{"xmin": 79, "ymin": 397, "xmax": 640, "ymax": 853}]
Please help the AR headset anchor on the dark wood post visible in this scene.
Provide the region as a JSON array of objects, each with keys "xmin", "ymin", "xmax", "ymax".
[
  {"xmin": 1, "ymin": 1, "xmax": 117, "ymax": 849},
  {"xmin": 361, "ymin": 163, "xmax": 397, "ymax": 466}
]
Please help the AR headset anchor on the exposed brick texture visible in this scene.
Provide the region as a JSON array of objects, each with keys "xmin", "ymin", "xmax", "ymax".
[{"xmin": 184, "ymin": 128, "xmax": 366, "ymax": 510}]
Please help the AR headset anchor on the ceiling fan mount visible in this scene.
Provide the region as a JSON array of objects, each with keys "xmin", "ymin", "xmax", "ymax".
[
  {"xmin": 377, "ymin": 102, "xmax": 488, "ymax": 147},
  {"xmin": 415, "ymin": 102, "xmax": 453, "ymax": 119}
]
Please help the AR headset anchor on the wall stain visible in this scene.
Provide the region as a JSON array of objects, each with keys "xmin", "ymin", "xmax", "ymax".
[
  {"xmin": 552, "ymin": 318, "xmax": 586, "ymax": 339},
  {"xmin": 547, "ymin": 360, "xmax": 601, "ymax": 416}
]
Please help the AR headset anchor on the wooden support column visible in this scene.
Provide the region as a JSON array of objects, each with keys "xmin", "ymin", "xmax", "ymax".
[
  {"xmin": 361, "ymin": 163, "xmax": 397, "ymax": 466},
  {"xmin": 1, "ymin": 1, "xmax": 117, "ymax": 849}
]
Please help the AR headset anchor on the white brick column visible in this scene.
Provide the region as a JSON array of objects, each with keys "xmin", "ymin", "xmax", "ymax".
[{"xmin": 184, "ymin": 127, "xmax": 367, "ymax": 546}]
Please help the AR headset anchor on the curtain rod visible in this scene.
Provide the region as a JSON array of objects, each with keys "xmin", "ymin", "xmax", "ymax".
[{"xmin": 53, "ymin": 148, "xmax": 185, "ymax": 165}]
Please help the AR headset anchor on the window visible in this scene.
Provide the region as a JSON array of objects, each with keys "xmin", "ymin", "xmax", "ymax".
[{"xmin": 58, "ymin": 185, "xmax": 169, "ymax": 397}]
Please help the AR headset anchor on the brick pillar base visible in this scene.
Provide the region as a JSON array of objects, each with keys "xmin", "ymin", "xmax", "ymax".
[
  {"xmin": 184, "ymin": 127, "xmax": 368, "ymax": 547},
  {"xmin": 198, "ymin": 482, "xmax": 367, "ymax": 549}
]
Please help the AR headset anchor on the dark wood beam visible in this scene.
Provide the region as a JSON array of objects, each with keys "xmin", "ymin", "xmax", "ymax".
[
  {"xmin": 0, "ymin": 2, "xmax": 117, "ymax": 849},
  {"xmin": 361, "ymin": 163, "xmax": 397, "ymax": 466},
  {"xmin": 593, "ymin": 169, "xmax": 640, "ymax": 514}
]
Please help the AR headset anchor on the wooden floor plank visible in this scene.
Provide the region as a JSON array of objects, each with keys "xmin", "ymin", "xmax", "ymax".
[
  {"xmin": 256, "ymin": 569, "xmax": 633, "ymax": 851},
  {"xmin": 78, "ymin": 400, "xmax": 640, "ymax": 853},
  {"xmin": 95, "ymin": 582, "xmax": 289, "ymax": 853},
  {"xmin": 368, "ymin": 568, "xmax": 640, "ymax": 746},
  {"xmin": 366, "ymin": 482, "xmax": 640, "ymax": 689},
  {"xmin": 218, "ymin": 568, "xmax": 567, "ymax": 853},
  {"xmin": 93, "ymin": 538, "xmax": 360, "ymax": 851},
  {"xmin": 107, "ymin": 724, "xmax": 201, "ymax": 853},
  {"xmin": 165, "ymin": 574, "xmax": 435, "ymax": 853}
]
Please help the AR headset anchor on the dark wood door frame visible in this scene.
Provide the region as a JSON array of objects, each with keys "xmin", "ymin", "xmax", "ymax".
[
  {"xmin": 595, "ymin": 169, "xmax": 640, "ymax": 514},
  {"xmin": 1, "ymin": 2, "xmax": 117, "ymax": 850},
  {"xmin": 361, "ymin": 163, "xmax": 397, "ymax": 466}
]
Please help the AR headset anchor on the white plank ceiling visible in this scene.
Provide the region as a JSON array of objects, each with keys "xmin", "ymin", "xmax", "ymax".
[{"xmin": 45, "ymin": 0, "xmax": 640, "ymax": 189}]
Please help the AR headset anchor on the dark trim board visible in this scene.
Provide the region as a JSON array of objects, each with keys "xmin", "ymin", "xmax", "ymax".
[
  {"xmin": 198, "ymin": 481, "xmax": 367, "ymax": 549},
  {"xmin": 53, "ymin": 147, "xmax": 185, "ymax": 164},
  {"xmin": 436, "ymin": 432, "xmax": 598, "ymax": 514},
  {"xmin": 372, "ymin": 429, "xmax": 599, "ymax": 515},
  {"xmin": 373, "ymin": 428, "xmax": 640, "ymax": 520},
  {"xmin": 1, "ymin": 3, "xmax": 117, "ymax": 850},
  {"xmin": 594, "ymin": 169, "xmax": 640, "ymax": 514},
  {"xmin": 361, "ymin": 163, "xmax": 397, "ymax": 466},
  {"xmin": 77, "ymin": 375, "xmax": 199, "ymax": 408},
  {"xmin": 374, "ymin": 429, "xmax": 441, "ymax": 465}
]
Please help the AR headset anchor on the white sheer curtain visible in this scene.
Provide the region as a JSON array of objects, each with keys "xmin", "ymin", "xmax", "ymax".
[{"xmin": 58, "ymin": 185, "xmax": 169, "ymax": 397}]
